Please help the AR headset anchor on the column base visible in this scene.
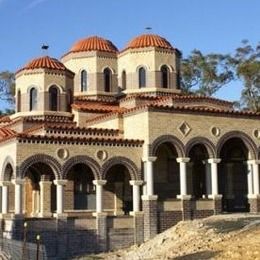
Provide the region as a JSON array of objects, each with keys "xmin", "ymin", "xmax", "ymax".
[
  {"xmin": 208, "ymin": 194, "xmax": 223, "ymax": 199},
  {"xmin": 142, "ymin": 198, "xmax": 158, "ymax": 241},
  {"xmin": 248, "ymin": 194, "xmax": 260, "ymax": 213},
  {"xmin": 141, "ymin": 195, "xmax": 158, "ymax": 201},
  {"xmin": 0, "ymin": 213, "xmax": 11, "ymax": 219},
  {"xmin": 11, "ymin": 214, "xmax": 24, "ymax": 220},
  {"xmin": 53, "ymin": 213, "xmax": 68, "ymax": 219},
  {"xmin": 93, "ymin": 212, "xmax": 108, "ymax": 217},
  {"xmin": 177, "ymin": 195, "xmax": 192, "ymax": 200},
  {"xmin": 133, "ymin": 211, "xmax": 144, "ymax": 244},
  {"xmin": 38, "ymin": 212, "xmax": 53, "ymax": 218},
  {"xmin": 130, "ymin": 211, "xmax": 143, "ymax": 217},
  {"xmin": 180, "ymin": 196, "xmax": 192, "ymax": 221}
]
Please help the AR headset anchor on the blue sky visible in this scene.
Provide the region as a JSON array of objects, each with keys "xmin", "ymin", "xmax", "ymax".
[{"xmin": 0, "ymin": 0, "xmax": 259, "ymax": 109}]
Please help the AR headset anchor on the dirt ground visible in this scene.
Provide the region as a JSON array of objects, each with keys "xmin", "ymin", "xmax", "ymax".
[{"xmin": 75, "ymin": 214, "xmax": 260, "ymax": 260}]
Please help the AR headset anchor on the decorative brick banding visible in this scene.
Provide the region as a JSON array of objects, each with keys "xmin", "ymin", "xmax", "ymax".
[{"xmin": 19, "ymin": 154, "xmax": 62, "ymax": 179}]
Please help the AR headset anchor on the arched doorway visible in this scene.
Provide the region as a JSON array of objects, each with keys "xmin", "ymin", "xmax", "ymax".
[
  {"xmin": 104, "ymin": 165, "xmax": 132, "ymax": 215},
  {"xmin": 66, "ymin": 163, "xmax": 95, "ymax": 210},
  {"xmin": 24, "ymin": 162, "xmax": 56, "ymax": 217},
  {"xmin": 188, "ymin": 144, "xmax": 209, "ymax": 198},
  {"xmin": 2, "ymin": 163, "xmax": 15, "ymax": 214},
  {"xmin": 49, "ymin": 85, "xmax": 59, "ymax": 111},
  {"xmin": 154, "ymin": 143, "xmax": 180, "ymax": 200},
  {"xmin": 219, "ymin": 138, "xmax": 249, "ymax": 212}
]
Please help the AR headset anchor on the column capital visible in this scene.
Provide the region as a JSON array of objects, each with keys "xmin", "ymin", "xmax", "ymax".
[
  {"xmin": 12, "ymin": 179, "xmax": 25, "ymax": 185},
  {"xmin": 129, "ymin": 180, "xmax": 143, "ymax": 186},
  {"xmin": 0, "ymin": 181, "xmax": 12, "ymax": 186},
  {"xmin": 247, "ymin": 160, "xmax": 260, "ymax": 165},
  {"xmin": 177, "ymin": 157, "xmax": 190, "ymax": 163},
  {"xmin": 142, "ymin": 156, "xmax": 157, "ymax": 162},
  {"xmin": 208, "ymin": 158, "xmax": 221, "ymax": 164},
  {"xmin": 93, "ymin": 180, "xmax": 107, "ymax": 186},
  {"xmin": 53, "ymin": 179, "xmax": 67, "ymax": 186}
]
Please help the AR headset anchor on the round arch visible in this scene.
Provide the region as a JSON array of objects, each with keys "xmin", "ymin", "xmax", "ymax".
[
  {"xmin": 62, "ymin": 155, "xmax": 101, "ymax": 180},
  {"xmin": 101, "ymin": 157, "xmax": 140, "ymax": 180},
  {"xmin": 159, "ymin": 64, "xmax": 173, "ymax": 72},
  {"xmin": 216, "ymin": 131, "xmax": 257, "ymax": 160},
  {"xmin": 151, "ymin": 135, "xmax": 185, "ymax": 158},
  {"xmin": 185, "ymin": 137, "xmax": 216, "ymax": 158},
  {"xmin": 19, "ymin": 154, "xmax": 62, "ymax": 179},
  {"xmin": 46, "ymin": 83, "xmax": 64, "ymax": 93},
  {"xmin": 1, "ymin": 156, "xmax": 15, "ymax": 181}
]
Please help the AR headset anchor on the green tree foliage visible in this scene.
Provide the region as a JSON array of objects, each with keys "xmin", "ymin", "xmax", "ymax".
[
  {"xmin": 231, "ymin": 40, "xmax": 260, "ymax": 112},
  {"xmin": 181, "ymin": 50, "xmax": 234, "ymax": 96},
  {"xmin": 0, "ymin": 71, "xmax": 15, "ymax": 105}
]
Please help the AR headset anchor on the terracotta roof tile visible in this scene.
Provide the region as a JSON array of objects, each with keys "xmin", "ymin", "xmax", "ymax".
[
  {"xmin": 17, "ymin": 56, "xmax": 74, "ymax": 74},
  {"xmin": 0, "ymin": 128, "xmax": 16, "ymax": 140},
  {"xmin": 124, "ymin": 34, "xmax": 174, "ymax": 51},
  {"xmin": 65, "ymin": 36, "xmax": 118, "ymax": 56}
]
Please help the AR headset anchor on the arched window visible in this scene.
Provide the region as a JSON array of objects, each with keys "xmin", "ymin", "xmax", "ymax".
[
  {"xmin": 138, "ymin": 67, "xmax": 146, "ymax": 88},
  {"xmin": 104, "ymin": 68, "xmax": 112, "ymax": 92},
  {"xmin": 122, "ymin": 70, "xmax": 127, "ymax": 90},
  {"xmin": 49, "ymin": 86, "xmax": 59, "ymax": 111},
  {"xmin": 161, "ymin": 65, "xmax": 169, "ymax": 88},
  {"xmin": 29, "ymin": 87, "xmax": 37, "ymax": 111},
  {"xmin": 81, "ymin": 70, "xmax": 87, "ymax": 92},
  {"xmin": 17, "ymin": 89, "xmax": 21, "ymax": 112}
]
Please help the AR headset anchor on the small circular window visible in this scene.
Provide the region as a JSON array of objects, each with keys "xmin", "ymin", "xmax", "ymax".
[
  {"xmin": 211, "ymin": 127, "xmax": 221, "ymax": 137},
  {"xmin": 253, "ymin": 129, "xmax": 260, "ymax": 139},
  {"xmin": 56, "ymin": 148, "xmax": 69, "ymax": 160},
  {"xmin": 96, "ymin": 150, "xmax": 108, "ymax": 161}
]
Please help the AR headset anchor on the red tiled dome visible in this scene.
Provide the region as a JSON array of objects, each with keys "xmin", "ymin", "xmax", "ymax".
[
  {"xmin": 69, "ymin": 36, "xmax": 118, "ymax": 53},
  {"xmin": 18, "ymin": 56, "xmax": 68, "ymax": 73},
  {"xmin": 125, "ymin": 34, "xmax": 174, "ymax": 50}
]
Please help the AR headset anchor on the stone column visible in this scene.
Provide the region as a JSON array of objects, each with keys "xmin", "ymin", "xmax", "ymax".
[
  {"xmin": 177, "ymin": 158, "xmax": 192, "ymax": 220},
  {"xmin": 205, "ymin": 162, "xmax": 211, "ymax": 196},
  {"xmin": 177, "ymin": 157, "xmax": 190, "ymax": 197},
  {"xmin": 0, "ymin": 181, "xmax": 11, "ymax": 216},
  {"xmin": 54, "ymin": 180, "xmax": 67, "ymax": 218},
  {"xmin": 208, "ymin": 159, "xmax": 222, "ymax": 214},
  {"xmin": 142, "ymin": 156, "xmax": 158, "ymax": 241},
  {"xmin": 248, "ymin": 160, "xmax": 260, "ymax": 213},
  {"xmin": 93, "ymin": 180, "xmax": 107, "ymax": 214},
  {"xmin": 252, "ymin": 160, "xmax": 260, "ymax": 195},
  {"xmin": 130, "ymin": 180, "xmax": 143, "ymax": 214},
  {"xmin": 12, "ymin": 179, "xmax": 25, "ymax": 217},
  {"xmin": 39, "ymin": 180, "xmax": 52, "ymax": 218},
  {"xmin": 247, "ymin": 161, "xmax": 254, "ymax": 196},
  {"xmin": 93, "ymin": 180, "xmax": 108, "ymax": 252},
  {"xmin": 145, "ymin": 157, "xmax": 157, "ymax": 196}
]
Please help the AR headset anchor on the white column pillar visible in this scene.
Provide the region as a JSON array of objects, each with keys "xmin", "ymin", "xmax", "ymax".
[
  {"xmin": 0, "ymin": 181, "xmax": 11, "ymax": 215},
  {"xmin": 12, "ymin": 179, "xmax": 25, "ymax": 216},
  {"xmin": 205, "ymin": 162, "xmax": 211, "ymax": 196},
  {"xmin": 54, "ymin": 180, "xmax": 67, "ymax": 218},
  {"xmin": 247, "ymin": 161, "xmax": 254, "ymax": 196},
  {"xmin": 93, "ymin": 180, "xmax": 107, "ymax": 214},
  {"xmin": 252, "ymin": 160, "xmax": 260, "ymax": 195},
  {"xmin": 143, "ymin": 157, "xmax": 157, "ymax": 197},
  {"xmin": 130, "ymin": 180, "xmax": 143, "ymax": 214},
  {"xmin": 208, "ymin": 158, "xmax": 221, "ymax": 197},
  {"xmin": 177, "ymin": 158, "xmax": 190, "ymax": 199},
  {"xmin": 142, "ymin": 161, "xmax": 147, "ymax": 196}
]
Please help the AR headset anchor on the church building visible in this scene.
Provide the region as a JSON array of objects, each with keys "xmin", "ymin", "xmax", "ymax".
[{"xmin": 0, "ymin": 34, "xmax": 259, "ymax": 258}]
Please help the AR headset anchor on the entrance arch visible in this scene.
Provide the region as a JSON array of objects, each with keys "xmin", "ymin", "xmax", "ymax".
[
  {"xmin": 66, "ymin": 163, "xmax": 96, "ymax": 210},
  {"xmin": 23, "ymin": 162, "xmax": 56, "ymax": 217},
  {"xmin": 154, "ymin": 142, "xmax": 180, "ymax": 200},
  {"xmin": 188, "ymin": 144, "xmax": 209, "ymax": 198},
  {"xmin": 219, "ymin": 137, "xmax": 250, "ymax": 212},
  {"xmin": 103, "ymin": 164, "xmax": 133, "ymax": 215}
]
